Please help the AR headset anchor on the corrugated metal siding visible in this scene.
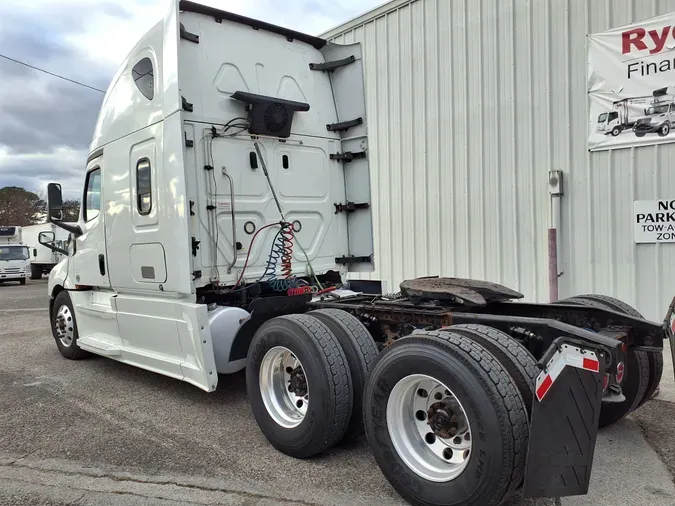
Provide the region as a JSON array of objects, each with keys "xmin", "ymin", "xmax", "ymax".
[{"xmin": 326, "ymin": 0, "xmax": 675, "ymax": 322}]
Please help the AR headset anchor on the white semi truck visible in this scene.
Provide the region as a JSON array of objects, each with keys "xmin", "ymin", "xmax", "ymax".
[
  {"xmin": 39, "ymin": 2, "xmax": 673, "ymax": 505},
  {"xmin": 22, "ymin": 223, "xmax": 71, "ymax": 279},
  {"xmin": 0, "ymin": 226, "xmax": 30, "ymax": 285}
]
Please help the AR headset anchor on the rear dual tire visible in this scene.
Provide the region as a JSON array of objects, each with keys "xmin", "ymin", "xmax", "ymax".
[
  {"xmin": 364, "ymin": 330, "xmax": 528, "ymax": 506},
  {"xmin": 30, "ymin": 264, "xmax": 42, "ymax": 280},
  {"xmin": 246, "ymin": 310, "xmax": 378, "ymax": 458},
  {"xmin": 555, "ymin": 294, "xmax": 657, "ymax": 427}
]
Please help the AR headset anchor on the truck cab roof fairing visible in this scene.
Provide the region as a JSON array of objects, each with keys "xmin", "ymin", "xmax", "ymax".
[{"xmin": 178, "ymin": 0, "xmax": 327, "ymax": 50}]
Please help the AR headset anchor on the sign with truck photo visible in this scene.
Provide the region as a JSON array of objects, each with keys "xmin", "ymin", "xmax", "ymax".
[{"xmin": 588, "ymin": 12, "xmax": 675, "ymax": 150}]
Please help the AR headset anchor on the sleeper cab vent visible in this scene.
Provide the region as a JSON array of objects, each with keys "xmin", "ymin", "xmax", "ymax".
[{"xmin": 231, "ymin": 91, "xmax": 309, "ymax": 139}]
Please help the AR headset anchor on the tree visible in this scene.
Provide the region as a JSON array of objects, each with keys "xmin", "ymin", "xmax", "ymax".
[
  {"xmin": 0, "ymin": 187, "xmax": 46, "ymax": 226},
  {"xmin": 61, "ymin": 200, "xmax": 81, "ymax": 222}
]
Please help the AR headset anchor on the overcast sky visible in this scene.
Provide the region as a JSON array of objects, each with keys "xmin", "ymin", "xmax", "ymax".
[{"xmin": 0, "ymin": 0, "xmax": 378, "ymax": 199}]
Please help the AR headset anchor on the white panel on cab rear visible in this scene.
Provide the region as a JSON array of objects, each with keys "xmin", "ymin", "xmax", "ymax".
[
  {"xmin": 320, "ymin": 42, "xmax": 374, "ymax": 273},
  {"xmin": 177, "ymin": 3, "xmax": 375, "ymax": 286}
]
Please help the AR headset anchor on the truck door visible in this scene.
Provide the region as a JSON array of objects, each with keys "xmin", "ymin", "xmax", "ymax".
[{"xmin": 72, "ymin": 158, "xmax": 110, "ymax": 288}]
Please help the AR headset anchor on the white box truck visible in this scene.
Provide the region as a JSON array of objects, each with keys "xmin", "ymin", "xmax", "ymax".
[
  {"xmin": 596, "ymin": 96, "xmax": 651, "ymax": 136},
  {"xmin": 0, "ymin": 226, "xmax": 30, "ymax": 285},
  {"xmin": 22, "ymin": 223, "xmax": 71, "ymax": 279},
  {"xmin": 38, "ymin": 2, "xmax": 673, "ymax": 505}
]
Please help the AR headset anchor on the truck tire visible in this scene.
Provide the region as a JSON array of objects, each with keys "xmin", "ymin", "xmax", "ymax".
[
  {"xmin": 246, "ymin": 314, "xmax": 353, "ymax": 458},
  {"xmin": 363, "ymin": 330, "xmax": 528, "ymax": 506},
  {"xmin": 611, "ymin": 126, "xmax": 621, "ymax": 136},
  {"xmin": 561, "ymin": 294, "xmax": 643, "ymax": 318},
  {"xmin": 19, "ymin": 278, "xmax": 26, "ymax": 285},
  {"xmin": 556, "ymin": 294, "xmax": 650, "ymax": 427},
  {"xmin": 659, "ymin": 122, "xmax": 670, "ymax": 136},
  {"xmin": 51, "ymin": 291, "xmax": 89, "ymax": 360},
  {"xmin": 443, "ymin": 324, "xmax": 538, "ymax": 417},
  {"xmin": 30, "ymin": 264, "xmax": 41, "ymax": 280},
  {"xmin": 307, "ymin": 309, "xmax": 379, "ymax": 442},
  {"xmin": 559, "ymin": 294, "xmax": 663, "ymax": 405},
  {"xmin": 636, "ymin": 132, "xmax": 646, "ymax": 137}
]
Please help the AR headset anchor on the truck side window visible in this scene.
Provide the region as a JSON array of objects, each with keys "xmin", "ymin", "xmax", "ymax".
[
  {"xmin": 132, "ymin": 57, "xmax": 154, "ymax": 100},
  {"xmin": 84, "ymin": 168, "xmax": 101, "ymax": 222},
  {"xmin": 137, "ymin": 159, "xmax": 152, "ymax": 215}
]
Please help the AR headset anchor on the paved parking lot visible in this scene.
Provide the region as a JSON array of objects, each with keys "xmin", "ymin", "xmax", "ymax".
[{"xmin": 1, "ymin": 280, "xmax": 674, "ymax": 505}]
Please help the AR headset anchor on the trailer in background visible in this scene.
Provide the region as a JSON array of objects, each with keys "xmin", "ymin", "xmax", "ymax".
[{"xmin": 22, "ymin": 223, "xmax": 72, "ymax": 279}]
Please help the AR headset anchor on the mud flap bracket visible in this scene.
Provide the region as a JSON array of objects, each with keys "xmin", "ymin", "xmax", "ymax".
[{"xmin": 523, "ymin": 343, "xmax": 606, "ymax": 498}]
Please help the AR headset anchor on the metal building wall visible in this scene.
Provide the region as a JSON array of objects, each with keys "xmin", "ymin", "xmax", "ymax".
[{"xmin": 323, "ymin": 0, "xmax": 675, "ymax": 322}]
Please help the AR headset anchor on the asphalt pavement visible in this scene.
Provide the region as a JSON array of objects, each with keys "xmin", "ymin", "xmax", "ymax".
[{"xmin": 1, "ymin": 280, "xmax": 674, "ymax": 505}]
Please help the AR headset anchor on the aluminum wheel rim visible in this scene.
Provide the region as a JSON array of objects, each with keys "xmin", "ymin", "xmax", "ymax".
[
  {"xmin": 387, "ymin": 374, "xmax": 472, "ymax": 482},
  {"xmin": 55, "ymin": 305, "xmax": 74, "ymax": 347},
  {"xmin": 259, "ymin": 346, "xmax": 309, "ymax": 429}
]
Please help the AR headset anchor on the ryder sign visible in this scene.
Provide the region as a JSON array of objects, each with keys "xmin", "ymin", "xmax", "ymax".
[{"xmin": 589, "ymin": 12, "xmax": 675, "ymax": 151}]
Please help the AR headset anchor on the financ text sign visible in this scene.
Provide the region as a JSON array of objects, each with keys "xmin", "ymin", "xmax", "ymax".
[{"xmin": 589, "ymin": 12, "xmax": 675, "ymax": 151}]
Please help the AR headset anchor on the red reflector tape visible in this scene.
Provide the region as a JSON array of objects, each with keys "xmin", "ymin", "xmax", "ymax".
[
  {"xmin": 535, "ymin": 345, "xmax": 602, "ymax": 403},
  {"xmin": 536, "ymin": 375, "xmax": 553, "ymax": 401},
  {"xmin": 582, "ymin": 358, "xmax": 600, "ymax": 372}
]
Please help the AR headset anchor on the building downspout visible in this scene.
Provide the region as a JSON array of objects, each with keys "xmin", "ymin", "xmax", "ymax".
[{"xmin": 548, "ymin": 171, "xmax": 564, "ymax": 302}]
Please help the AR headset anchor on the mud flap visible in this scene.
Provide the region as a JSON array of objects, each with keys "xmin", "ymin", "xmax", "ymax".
[{"xmin": 523, "ymin": 344, "xmax": 606, "ymax": 498}]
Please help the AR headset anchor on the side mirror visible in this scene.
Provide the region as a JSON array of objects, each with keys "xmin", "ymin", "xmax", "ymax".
[
  {"xmin": 38, "ymin": 231, "xmax": 67, "ymax": 255},
  {"xmin": 38, "ymin": 231, "xmax": 55, "ymax": 244},
  {"xmin": 47, "ymin": 183, "xmax": 63, "ymax": 222}
]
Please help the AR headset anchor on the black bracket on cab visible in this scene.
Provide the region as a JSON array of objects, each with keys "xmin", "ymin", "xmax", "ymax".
[
  {"xmin": 335, "ymin": 255, "xmax": 372, "ymax": 265},
  {"xmin": 180, "ymin": 23, "xmax": 199, "ymax": 43},
  {"xmin": 309, "ymin": 55, "xmax": 355, "ymax": 72},
  {"xmin": 334, "ymin": 201, "xmax": 370, "ymax": 214},
  {"xmin": 191, "ymin": 237, "xmax": 200, "ymax": 256},
  {"xmin": 326, "ymin": 117, "xmax": 363, "ymax": 132},
  {"xmin": 330, "ymin": 150, "xmax": 366, "ymax": 163},
  {"xmin": 182, "ymin": 96, "xmax": 193, "ymax": 112}
]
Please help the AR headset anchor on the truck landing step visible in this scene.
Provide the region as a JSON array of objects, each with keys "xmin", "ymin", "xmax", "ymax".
[{"xmin": 77, "ymin": 335, "xmax": 122, "ymax": 357}]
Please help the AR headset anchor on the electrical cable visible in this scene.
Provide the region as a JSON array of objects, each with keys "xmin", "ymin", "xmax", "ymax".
[
  {"xmin": 234, "ymin": 222, "xmax": 283, "ymax": 287},
  {"xmin": 0, "ymin": 53, "xmax": 106, "ymax": 93},
  {"xmin": 207, "ymin": 133, "xmax": 221, "ymax": 283},
  {"xmin": 253, "ymin": 142, "xmax": 324, "ymax": 290}
]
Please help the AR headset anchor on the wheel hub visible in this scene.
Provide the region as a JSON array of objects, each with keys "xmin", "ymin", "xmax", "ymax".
[
  {"xmin": 427, "ymin": 401, "xmax": 459, "ymax": 439},
  {"xmin": 54, "ymin": 305, "xmax": 74, "ymax": 347},
  {"xmin": 387, "ymin": 374, "xmax": 472, "ymax": 483},
  {"xmin": 288, "ymin": 365, "xmax": 308, "ymax": 397},
  {"xmin": 259, "ymin": 346, "xmax": 309, "ymax": 429}
]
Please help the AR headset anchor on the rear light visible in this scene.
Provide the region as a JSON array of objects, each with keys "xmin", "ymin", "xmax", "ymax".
[
  {"xmin": 621, "ymin": 342, "xmax": 628, "ymax": 354},
  {"xmin": 603, "ymin": 373, "xmax": 610, "ymax": 392},
  {"xmin": 616, "ymin": 362, "xmax": 625, "ymax": 384}
]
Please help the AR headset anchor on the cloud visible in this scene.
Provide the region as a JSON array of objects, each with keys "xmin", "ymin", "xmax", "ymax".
[{"xmin": 0, "ymin": 0, "xmax": 378, "ymax": 201}]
